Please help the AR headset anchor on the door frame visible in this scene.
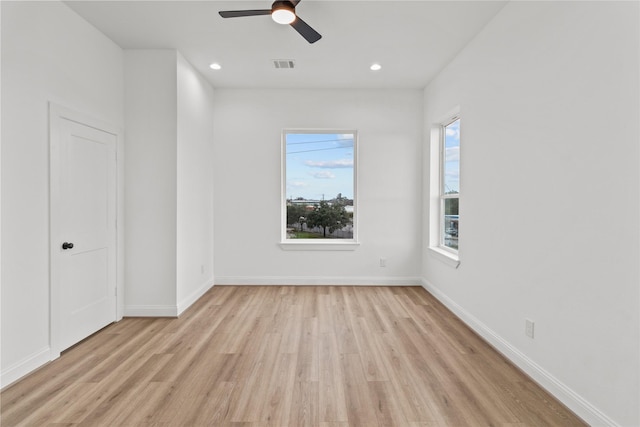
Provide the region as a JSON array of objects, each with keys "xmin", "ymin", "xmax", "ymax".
[{"xmin": 49, "ymin": 103, "xmax": 124, "ymax": 358}]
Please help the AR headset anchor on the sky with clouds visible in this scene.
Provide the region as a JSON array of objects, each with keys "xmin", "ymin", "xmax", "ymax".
[
  {"xmin": 444, "ymin": 119, "xmax": 460, "ymax": 194},
  {"xmin": 286, "ymin": 132, "xmax": 355, "ymax": 200}
]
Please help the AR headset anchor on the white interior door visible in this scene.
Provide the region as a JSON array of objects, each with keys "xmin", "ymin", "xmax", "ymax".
[{"xmin": 51, "ymin": 109, "xmax": 117, "ymax": 354}]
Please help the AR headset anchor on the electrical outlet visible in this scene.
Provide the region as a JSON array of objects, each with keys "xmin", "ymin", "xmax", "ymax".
[
  {"xmin": 379, "ymin": 258, "xmax": 387, "ymax": 267},
  {"xmin": 525, "ymin": 319, "xmax": 535, "ymax": 339}
]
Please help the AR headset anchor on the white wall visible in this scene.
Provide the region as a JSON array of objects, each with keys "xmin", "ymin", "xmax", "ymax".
[
  {"xmin": 176, "ymin": 53, "xmax": 215, "ymax": 311},
  {"xmin": 213, "ymin": 89, "xmax": 423, "ymax": 284},
  {"xmin": 1, "ymin": 1, "xmax": 124, "ymax": 386},
  {"xmin": 422, "ymin": 2, "xmax": 639, "ymax": 426},
  {"xmin": 0, "ymin": 1, "xmax": 3, "ymax": 386},
  {"xmin": 124, "ymin": 50, "xmax": 178, "ymax": 315},
  {"xmin": 124, "ymin": 50, "xmax": 215, "ymax": 316}
]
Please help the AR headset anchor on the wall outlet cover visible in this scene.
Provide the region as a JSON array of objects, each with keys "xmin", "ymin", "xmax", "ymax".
[{"xmin": 525, "ymin": 319, "xmax": 535, "ymax": 338}]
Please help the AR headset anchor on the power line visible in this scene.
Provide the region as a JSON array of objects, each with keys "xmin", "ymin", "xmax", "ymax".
[
  {"xmin": 287, "ymin": 138, "xmax": 353, "ymax": 146},
  {"xmin": 287, "ymin": 145, "xmax": 353, "ymax": 155}
]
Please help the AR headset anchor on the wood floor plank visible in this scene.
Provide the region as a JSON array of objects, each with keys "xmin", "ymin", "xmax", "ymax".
[
  {"xmin": 373, "ymin": 331, "xmax": 450, "ymax": 425},
  {"xmin": 277, "ymin": 303, "xmax": 303, "ymax": 354},
  {"xmin": 76, "ymin": 353, "xmax": 174, "ymax": 426},
  {"xmin": 228, "ymin": 333, "xmax": 282, "ymax": 422},
  {"xmin": 187, "ymin": 381, "xmax": 236, "ymax": 426},
  {"xmin": 1, "ymin": 286, "xmax": 587, "ymax": 427},
  {"xmin": 351, "ymin": 316, "xmax": 389, "ymax": 382},
  {"xmin": 353, "ymin": 287, "xmax": 388, "ymax": 334},
  {"xmin": 20, "ymin": 382, "xmax": 100, "ymax": 426},
  {"xmin": 296, "ymin": 317, "xmax": 319, "ymax": 382},
  {"xmin": 332, "ymin": 299, "xmax": 359, "ymax": 355},
  {"xmin": 367, "ymin": 380, "xmax": 411, "ymax": 426},
  {"xmin": 260, "ymin": 353, "xmax": 298, "ymax": 424},
  {"xmin": 318, "ymin": 333, "xmax": 348, "ymax": 423},
  {"xmin": 107, "ymin": 382, "xmax": 175, "ymax": 426},
  {"xmin": 301, "ymin": 286, "xmax": 320, "ymax": 319},
  {"xmin": 340, "ymin": 353, "xmax": 379, "ymax": 426},
  {"xmin": 288, "ymin": 380, "xmax": 319, "ymax": 427},
  {"xmin": 340, "ymin": 286, "xmax": 365, "ymax": 318},
  {"xmin": 317, "ymin": 293, "xmax": 335, "ymax": 335}
]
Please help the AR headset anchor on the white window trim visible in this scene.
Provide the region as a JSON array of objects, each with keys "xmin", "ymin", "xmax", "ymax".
[
  {"xmin": 428, "ymin": 109, "xmax": 460, "ymax": 267},
  {"xmin": 279, "ymin": 241, "xmax": 361, "ymax": 251},
  {"xmin": 429, "ymin": 245, "xmax": 460, "ymax": 268},
  {"xmin": 280, "ymin": 129, "xmax": 359, "ymax": 251}
]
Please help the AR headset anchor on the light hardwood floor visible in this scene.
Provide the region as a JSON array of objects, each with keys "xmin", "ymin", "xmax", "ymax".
[{"xmin": 1, "ymin": 286, "xmax": 586, "ymax": 426}]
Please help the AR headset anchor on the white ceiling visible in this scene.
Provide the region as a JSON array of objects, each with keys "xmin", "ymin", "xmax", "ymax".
[{"xmin": 65, "ymin": 0, "xmax": 507, "ymax": 89}]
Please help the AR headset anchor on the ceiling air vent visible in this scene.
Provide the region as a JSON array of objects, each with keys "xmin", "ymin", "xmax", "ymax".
[{"xmin": 273, "ymin": 59, "xmax": 295, "ymax": 69}]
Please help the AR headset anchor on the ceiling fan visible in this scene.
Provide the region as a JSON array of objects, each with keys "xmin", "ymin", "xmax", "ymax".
[{"xmin": 218, "ymin": 0, "xmax": 322, "ymax": 44}]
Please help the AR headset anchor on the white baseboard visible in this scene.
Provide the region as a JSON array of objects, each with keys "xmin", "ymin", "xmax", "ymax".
[
  {"xmin": 1, "ymin": 346, "xmax": 51, "ymax": 390},
  {"xmin": 123, "ymin": 305, "xmax": 178, "ymax": 317},
  {"xmin": 420, "ymin": 278, "xmax": 619, "ymax": 427},
  {"xmin": 177, "ymin": 279, "xmax": 215, "ymax": 316},
  {"xmin": 215, "ymin": 276, "xmax": 422, "ymax": 286}
]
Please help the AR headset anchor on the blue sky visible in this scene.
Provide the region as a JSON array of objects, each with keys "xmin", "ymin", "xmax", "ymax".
[
  {"xmin": 286, "ymin": 132, "xmax": 355, "ymax": 200},
  {"xmin": 444, "ymin": 119, "xmax": 460, "ymax": 194}
]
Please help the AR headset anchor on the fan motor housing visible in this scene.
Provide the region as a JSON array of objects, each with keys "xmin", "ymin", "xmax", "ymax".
[{"xmin": 272, "ymin": 0, "xmax": 297, "ymax": 11}]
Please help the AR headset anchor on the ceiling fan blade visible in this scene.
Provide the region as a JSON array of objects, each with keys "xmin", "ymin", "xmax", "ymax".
[
  {"xmin": 290, "ymin": 16, "xmax": 321, "ymax": 43},
  {"xmin": 290, "ymin": 0, "xmax": 301, "ymax": 6},
  {"xmin": 219, "ymin": 9, "xmax": 272, "ymax": 18}
]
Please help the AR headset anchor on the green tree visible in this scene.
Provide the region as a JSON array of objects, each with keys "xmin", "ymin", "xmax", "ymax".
[
  {"xmin": 444, "ymin": 197, "xmax": 459, "ymax": 215},
  {"xmin": 286, "ymin": 204, "xmax": 307, "ymax": 230},
  {"xmin": 306, "ymin": 200, "xmax": 351, "ymax": 238}
]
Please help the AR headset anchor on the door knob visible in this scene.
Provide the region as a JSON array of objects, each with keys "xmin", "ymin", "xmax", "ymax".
[{"xmin": 62, "ymin": 242, "xmax": 74, "ymax": 250}]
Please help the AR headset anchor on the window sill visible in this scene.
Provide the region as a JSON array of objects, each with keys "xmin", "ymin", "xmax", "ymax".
[
  {"xmin": 428, "ymin": 246, "xmax": 460, "ymax": 268},
  {"xmin": 279, "ymin": 240, "xmax": 360, "ymax": 251}
]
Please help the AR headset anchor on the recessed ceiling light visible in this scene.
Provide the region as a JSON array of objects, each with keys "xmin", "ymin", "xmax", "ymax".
[
  {"xmin": 370, "ymin": 63, "xmax": 382, "ymax": 71},
  {"xmin": 209, "ymin": 63, "xmax": 222, "ymax": 70}
]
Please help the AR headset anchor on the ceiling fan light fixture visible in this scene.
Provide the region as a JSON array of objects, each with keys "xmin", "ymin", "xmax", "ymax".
[
  {"xmin": 218, "ymin": 0, "xmax": 321, "ymax": 43},
  {"xmin": 272, "ymin": 6, "xmax": 295, "ymax": 24}
]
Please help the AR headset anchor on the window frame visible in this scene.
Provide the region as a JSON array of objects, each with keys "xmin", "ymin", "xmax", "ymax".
[
  {"xmin": 439, "ymin": 117, "xmax": 460, "ymax": 254},
  {"xmin": 428, "ymin": 110, "xmax": 460, "ymax": 267},
  {"xmin": 280, "ymin": 129, "xmax": 360, "ymax": 251}
]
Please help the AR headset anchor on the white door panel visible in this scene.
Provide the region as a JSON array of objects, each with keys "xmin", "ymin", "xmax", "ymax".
[{"xmin": 51, "ymin": 113, "xmax": 117, "ymax": 353}]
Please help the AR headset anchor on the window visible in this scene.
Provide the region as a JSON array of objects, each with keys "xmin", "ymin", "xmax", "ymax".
[
  {"xmin": 441, "ymin": 118, "xmax": 460, "ymax": 252},
  {"xmin": 429, "ymin": 112, "xmax": 460, "ymax": 265},
  {"xmin": 281, "ymin": 130, "xmax": 358, "ymax": 248}
]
